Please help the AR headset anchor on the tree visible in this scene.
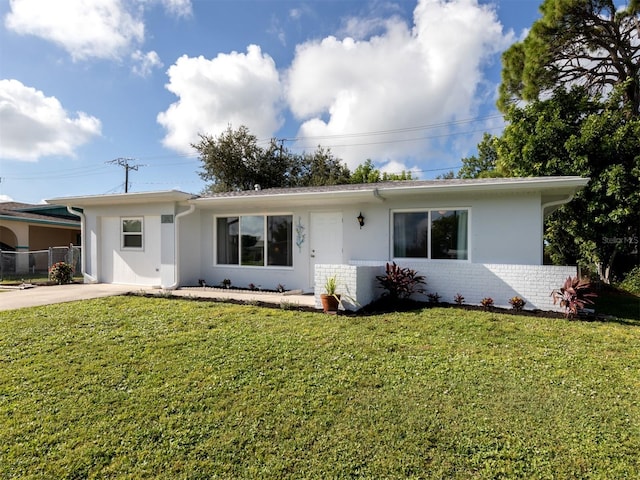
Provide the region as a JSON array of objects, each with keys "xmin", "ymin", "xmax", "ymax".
[
  {"xmin": 297, "ymin": 146, "xmax": 351, "ymax": 186},
  {"xmin": 498, "ymin": 0, "xmax": 640, "ymax": 115},
  {"xmin": 350, "ymin": 159, "xmax": 381, "ymax": 183},
  {"xmin": 350, "ymin": 159, "xmax": 414, "ymax": 183},
  {"xmin": 457, "ymin": 133, "xmax": 501, "ymax": 178},
  {"xmin": 194, "ymin": 125, "xmax": 264, "ymax": 193},
  {"xmin": 193, "ymin": 126, "xmax": 352, "ymax": 192},
  {"xmin": 496, "ymin": 86, "xmax": 640, "ymax": 282}
]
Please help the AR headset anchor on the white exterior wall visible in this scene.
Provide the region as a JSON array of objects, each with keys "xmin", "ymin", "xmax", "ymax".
[
  {"xmin": 82, "ymin": 203, "xmax": 181, "ymax": 288},
  {"xmin": 340, "ymin": 191, "xmax": 543, "ymax": 265},
  {"xmin": 187, "ymin": 191, "xmax": 546, "ymax": 292},
  {"xmin": 395, "ymin": 261, "xmax": 576, "ymax": 311},
  {"xmin": 470, "ymin": 193, "xmax": 542, "ymax": 264},
  {"xmin": 314, "ymin": 263, "xmax": 384, "ymax": 311},
  {"xmin": 177, "ymin": 209, "xmax": 202, "ymax": 287},
  {"xmin": 198, "ymin": 207, "xmax": 312, "ymax": 291},
  {"xmin": 321, "ymin": 261, "xmax": 576, "ymax": 312}
]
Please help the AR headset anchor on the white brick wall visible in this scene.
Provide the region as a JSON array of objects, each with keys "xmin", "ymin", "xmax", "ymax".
[
  {"xmin": 314, "ymin": 264, "xmax": 383, "ymax": 311},
  {"xmin": 315, "ymin": 261, "xmax": 576, "ymax": 312}
]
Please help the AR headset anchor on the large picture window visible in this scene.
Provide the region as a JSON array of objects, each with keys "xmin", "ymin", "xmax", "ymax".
[
  {"xmin": 121, "ymin": 218, "xmax": 143, "ymax": 249},
  {"xmin": 393, "ymin": 209, "xmax": 468, "ymax": 260},
  {"xmin": 216, "ymin": 215, "xmax": 293, "ymax": 267}
]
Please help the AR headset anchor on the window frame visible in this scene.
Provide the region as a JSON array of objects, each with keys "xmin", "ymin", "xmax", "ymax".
[
  {"xmin": 121, "ymin": 217, "xmax": 144, "ymax": 251},
  {"xmin": 214, "ymin": 213, "xmax": 294, "ymax": 268},
  {"xmin": 391, "ymin": 208, "xmax": 470, "ymax": 261}
]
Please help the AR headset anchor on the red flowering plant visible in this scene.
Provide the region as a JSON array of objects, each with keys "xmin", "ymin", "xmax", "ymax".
[{"xmin": 49, "ymin": 262, "xmax": 74, "ymax": 285}]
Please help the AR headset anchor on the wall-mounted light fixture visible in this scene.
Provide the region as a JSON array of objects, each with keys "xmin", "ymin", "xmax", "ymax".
[{"xmin": 357, "ymin": 212, "xmax": 365, "ymax": 229}]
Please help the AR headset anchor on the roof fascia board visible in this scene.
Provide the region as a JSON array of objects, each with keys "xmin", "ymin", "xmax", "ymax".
[
  {"xmin": 0, "ymin": 215, "xmax": 80, "ymax": 228},
  {"xmin": 46, "ymin": 190, "xmax": 195, "ymax": 207},
  {"xmin": 193, "ymin": 177, "xmax": 590, "ymax": 207}
]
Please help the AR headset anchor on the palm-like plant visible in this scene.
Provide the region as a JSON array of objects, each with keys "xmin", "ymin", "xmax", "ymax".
[{"xmin": 551, "ymin": 276, "xmax": 597, "ymax": 318}]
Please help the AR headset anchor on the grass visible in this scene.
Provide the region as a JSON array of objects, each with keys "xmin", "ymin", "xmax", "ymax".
[
  {"xmin": 0, "ymin": 275, "xmax": 84, "ymax": 285},
  {"xmin": 1, "ymin": 297, "xmax": 639, "ymax": 479}
]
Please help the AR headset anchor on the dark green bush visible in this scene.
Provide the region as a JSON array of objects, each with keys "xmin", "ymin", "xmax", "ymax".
[{"xmin": 619, "ymin": 266, "xmax": 640, "ymax": 295}]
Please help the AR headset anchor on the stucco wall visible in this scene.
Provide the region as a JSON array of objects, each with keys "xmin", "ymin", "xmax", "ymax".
[
  {"xmin": 83, "ymin": 202, "xmax": 181, "ymax": 287},
  {"xmin": 339, "ymin": 191, "xmax": 543, "ymax": 265},
  {"xmin": 29, "ymin": 225, "xmax": 79, "ymax": 250}
]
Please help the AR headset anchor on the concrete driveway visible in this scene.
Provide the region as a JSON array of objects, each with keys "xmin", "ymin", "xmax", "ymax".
[
  {"xmin": 0, "ymin": 283, "xmax": 318, "ymax": 312},
  {"xmin": 0, "ymin": 283, "xmax": 138, "ymax": 311}
]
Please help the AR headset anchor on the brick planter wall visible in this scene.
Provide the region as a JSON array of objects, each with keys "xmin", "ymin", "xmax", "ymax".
[{"xmin": 315, "ymin": 261, "xmax": 577, "ymax": 312}]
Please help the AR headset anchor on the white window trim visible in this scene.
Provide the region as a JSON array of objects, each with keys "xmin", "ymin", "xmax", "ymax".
[
  {"xmin": 390, "ymin": 207, "xmax": 471, "ymax": 262},
  {"xmin": 121, "ymin": 216, "xmax": 144, "ymax": 251},
  {"xmin": 213, "ymin": 213, "xmax": 294, "ymax": 269}
]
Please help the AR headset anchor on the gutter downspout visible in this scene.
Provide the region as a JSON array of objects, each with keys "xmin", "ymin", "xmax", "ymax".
[
  {"xmin": 66, "ymin": 206, "xmax": 98, "ymax": 283},
  {"xmin": 166, "ymin": 204, "xmax": 196, "ymax": 290},
  {"xmin": 373, "ymin": 188, "xmax": 386, "ymax": 202},
  {"xmin": 540, "ymin": 193, "xmax": 574, "ymax": 265}
]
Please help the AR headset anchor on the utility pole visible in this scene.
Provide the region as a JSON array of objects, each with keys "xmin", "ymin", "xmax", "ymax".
[{"xmin": 107, "ymin": 157, "xmax": 142, "ymax": 193}]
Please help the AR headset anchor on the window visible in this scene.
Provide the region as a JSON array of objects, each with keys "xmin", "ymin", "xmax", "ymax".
[
  {"xmin": 216, "ymin": 215, "xmax": 293, "ymax": 267},
  {"xmin": 393, "ymin": 209, "xmax": 468, "ymax": 260},
  {"xmin": 122, "ymin": 218, "xmax": 143, "ymax": 249}
]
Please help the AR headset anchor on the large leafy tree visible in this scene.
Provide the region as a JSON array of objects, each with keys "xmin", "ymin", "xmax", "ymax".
[
  {"xmin": 193, "ymin": 126, "xmax": 352, "ymax": 193},
  {"xmin": 499, "ymin": 0, "xmax": 639, "ymax": 115},
  {"xmin": 497, "ymin": 86, "xmax": 639, "ymax": 282},
  {"xmin": 350, "ymin": 159, "xmax": 414, "ymax": 183},
  {"xmin": 297, "ymin": 146, "xmax": 351, "ymax": 186},
  {"xmin": 457, "ymin": 133, "xmax": 501, "ymax": 178}
]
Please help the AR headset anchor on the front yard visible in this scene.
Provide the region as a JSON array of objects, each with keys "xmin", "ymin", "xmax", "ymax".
[{"xmin": 1, "ymin": 297, "xmax": 639, "ymax": 478}]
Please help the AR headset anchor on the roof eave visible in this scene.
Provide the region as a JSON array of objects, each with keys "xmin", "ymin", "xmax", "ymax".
[{"xmin": 46, "ymin": 190, "xmax": 196, "ymax": 207}]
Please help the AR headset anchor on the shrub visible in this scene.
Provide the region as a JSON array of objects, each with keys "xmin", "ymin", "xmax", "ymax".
[
  {"xmin": 480, "ymin": 297, "xmax": 494, "ymax": 310},
  {"xmin": 509, "ymin": 296, "xmax": 526, "ymax": 312},
  {"xmin": 618, "ymin": 266, "xmax": 640, "ymax": 295},
  {"xmin": 427, "ymin": 293, "xmax": 441, "ymax": 304},
  {"xmin": 221, "ymin": 279, "xmax": 231, "ymax": 288},
  {"xmin": 49, "ymin": 262, "xmax": 74, "ymax": 285},
  {"xmin": 454, "ymin": 293, "xmax": 465, "ymax": 305},
  {"xmin": 551, "ymin": 276, "xmax": 597, "ymax": 318},
  {"xmin": 376, "ymin": 262, "xmax": 426, "ymax": 300}
]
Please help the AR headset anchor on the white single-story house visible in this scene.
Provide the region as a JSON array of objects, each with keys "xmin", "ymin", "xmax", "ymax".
[{"xmin": 46, "ymin": 176, "xmax": 589, "ymax": 311}]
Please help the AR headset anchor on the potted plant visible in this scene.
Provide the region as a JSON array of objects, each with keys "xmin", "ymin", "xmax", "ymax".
[{"xmin": 320, "ymin": 276, "xmax": 341, "ymax": 313}]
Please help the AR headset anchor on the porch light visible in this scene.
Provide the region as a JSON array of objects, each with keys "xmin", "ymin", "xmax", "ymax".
[{"xmin": 357, "ymin": 212, "xmax": 365, "ymax": 229}]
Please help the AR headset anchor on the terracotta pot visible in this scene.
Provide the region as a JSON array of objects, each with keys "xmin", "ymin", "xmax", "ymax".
[{"xmin": 320, "ymin": 293, "xmax": 340, "ymax": 313}]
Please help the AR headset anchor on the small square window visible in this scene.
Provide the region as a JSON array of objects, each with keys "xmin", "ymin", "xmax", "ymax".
[{"xmin": 122, "ymin": 218, "xmax": 143, "ymax": 250}]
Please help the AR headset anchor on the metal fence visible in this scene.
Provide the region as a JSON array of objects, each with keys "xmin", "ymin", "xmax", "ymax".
[{"xmin": 0, "ymin": 245, "xmax": 82, "ymax": 281}]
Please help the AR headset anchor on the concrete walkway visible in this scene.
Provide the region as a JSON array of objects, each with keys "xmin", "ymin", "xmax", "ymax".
[{"xmin": 0, "ymin": 283, "xmax": 317, "ymax": 312}]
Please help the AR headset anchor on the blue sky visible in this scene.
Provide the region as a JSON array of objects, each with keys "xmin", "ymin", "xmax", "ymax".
[{"xmin": 0, "ymin": 0, "xmax": 544, "ymax": 204}]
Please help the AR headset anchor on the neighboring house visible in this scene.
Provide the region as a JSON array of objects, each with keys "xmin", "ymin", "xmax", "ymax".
[
  {"xmin": 0, "ymin": 202, "xmax": 81, "ymax": 275},
  {"xmin": 46, "ymin": 176, "xmax": 589, "ymax": 311}
]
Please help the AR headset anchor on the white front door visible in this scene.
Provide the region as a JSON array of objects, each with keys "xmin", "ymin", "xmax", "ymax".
[{"xmin": 309, "ymin": 212, "xmax": 343, "ymax": 288}]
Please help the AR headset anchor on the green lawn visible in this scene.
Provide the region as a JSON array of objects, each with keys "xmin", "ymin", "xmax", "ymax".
[{"xmin": 1, "ymin": 297, "xmax": 639, "ymax": 479}]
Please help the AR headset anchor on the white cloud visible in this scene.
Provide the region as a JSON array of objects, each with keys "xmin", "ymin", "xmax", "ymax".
[
  {"xmin": 159, "ymin": 0, "xmax": 192, "ymax": 18},
  {"xmin": 157, "ymin": 45, "xmax": 283, "ymax": 154},
  {"xmin": 4, "ymin": 0, "xmax": 145, "ymax": 61},
  {"xmin": 4, "ymin": 0, "xmax": 192, "ymax": 61},
  {"xmin": 0, "ymin": 79, "xmax": 102, "ymax": 161},
  {"xmin": 285, "ymin": 0, "xmax": 513, "ymax": 169},
  {"xmin": 131, "ymin": 50, "xmax": 164, "ymax": 77}
]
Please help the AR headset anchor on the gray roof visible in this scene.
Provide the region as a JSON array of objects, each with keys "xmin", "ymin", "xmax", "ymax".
[
  {"xmin": 0, "ymin": 202, "xmax": 80, "ymax": 227},
  {"xmin": 199, "ymin": 176, "xmax": 589, "ymax": 199}
]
